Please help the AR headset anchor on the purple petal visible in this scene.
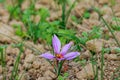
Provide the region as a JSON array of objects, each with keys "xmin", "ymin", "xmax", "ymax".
[
  {"xmin": 40, "ymin": 52, "xmax": 55, "ymax": 60},
  {"xmin": 52, "ymin": 34, "xmax": 61, "ymax": 54},
  {"xmin": 64, "ymin": 52, "xmax": 80, "ymax": 60},
  {"xmin": 60, "ymin": 42, "xmax": 73, "ymax": 55}
]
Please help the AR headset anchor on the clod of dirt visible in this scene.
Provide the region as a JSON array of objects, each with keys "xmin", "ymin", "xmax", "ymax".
[
  {"xmin": 76, "ymin": 63, "xmax": 94, "ymax": 79},
  {"xmin": 49, "ymin": 11, "xmax": 62, "ymax": 21},
  {"xmin": 0, "ymin": 8, "xmax": 9, "ymax": 23},
  {"xmin": 19, "ymin": 73, "xmax": 30, "ymax": 80},
  {"xmin": 114, "ymin": 31, "xmax": 120, "ymax": 43},
  {"xmin": 32, "ymin": 59, "xmax": 41, "ymax": 69},
  {"xmin": 9, "ymin": 19, "xmax": 25, "ymax": 30},
  {"xmin": 34, "ymin": 15, "xmax": 41, "ymax": 23},
  {"xmin": 103, "ymin": 14, "xmax": 112, "ymax": 23},
  {"xmin": 110, "ymin": 47, "xmax": 120, "ymax": 54},
  {"xmin": 86, "ymin": 39, "xmax": 105, "ymax": 53},
  {"xmin": 98, "ymin": 0, "xmax": 109, "ymax": 4},
  {"xmin": 80, "ymin": 50, "xmax": 91, "ymax": 59},
  {"xmin": 115, "ymin": 12, "xmax": 120, "ymax": 17},
  {"xmin": 101, "ymin": 6, "xmax": 112, "ymax": 15},
  {"xmin": 90, "ymin": 12, "xmax": 99, "ymax": 20},
  {"xmin": 6, "ymin": 46, "xmax": 20, "ymax": 55},
  {"xmin": 37, "ymin": 77, "xmax": 46, "ymax": 80},
  {"xmin": 44, "ymin": 70, "xmax": 56, "ymax": 79},
  {"xmin": 114, "ymin": 3, "xmax": 120, "ymax": 17},
  {"xmin": 104, "ymin": 54, "xmax": 119, "ymax": 60},
  {"xmin": 24, "ymin": 48, "xmax": 33, "ymax": 55},
  {"xmin": 0, "ymin": 23, "xmax": 14, "ymax": 43},
  {"xmin": 0, "ymin": 76, "xmax": 3, "ymax": 80},
  {"xmin": 23, "ymin": 62, "xmax": 32, "ymax": 69},
  {"xmin": 24, "ymin": 41, "xmax": 46, "ymax": 53},
  {"xmin": 40, "ymin": 0, "xmax": 53, "ymax": 5},
  {"xmin": 24, "ymin": 54, "xmax": 36, "ymax": 63},
  {"xmin": 88, "ymin": 19, "xmax": 100, "ymax": 28},
  {"xmin": 101, "ymin": 7, "xmax": 112, "ymax": 22},
  {"xmin": 21, "ymin": 0, "xmax": 30, "ymax": 11},
  {"xmin": 74, "ymin": 4, "xmax": 86, "ymax": 18},
  {"xmin": 0, "ymin": 23, "xmax": 21, "ymax": 43}
]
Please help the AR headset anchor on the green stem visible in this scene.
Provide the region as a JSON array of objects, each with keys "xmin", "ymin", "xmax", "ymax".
[
  {"xmin": 65, "ymin": 0, "xmax": 76, "ymax": 24},
  {"xmin": 94, "ymin": 8, "xmax": 120, "ymax": 47},
  {"xmin": 10, "ymin": 43, "xmax": 24, "ymax": 80},
  {"xmin": 0, "ymin": 46, "xmax": 7, "ymax": 80},
  {"xmin": 57, "ymin": 60, "xmax": 65, "ymax": 78},
  {"xmin": 101, "ymin": 49, "xmax": 104, "ymax": 80},
  {"xmin": 111, "ymin": 8, "xmax": 119, "ymax": 26},
  {"xmin": 61, "ymin": 1, "xmax": 66, "ymax": 29},
  {"xmin": 47, "ymin": 59, "xmax": 57, "ymax": 73},
  {"xmin": 101, "ymin": 17, "xmax": 120, "ymax": 47}
]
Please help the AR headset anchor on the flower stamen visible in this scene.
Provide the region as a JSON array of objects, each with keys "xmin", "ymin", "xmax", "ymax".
[{"xmin": 56, "ymin": 54, "xmax": 63, "ymax": 59}]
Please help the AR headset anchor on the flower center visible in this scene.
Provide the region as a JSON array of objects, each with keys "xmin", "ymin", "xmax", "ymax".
[{"xmin": 56, "ymin": 54, "xmax": 63, "ymax": 59}]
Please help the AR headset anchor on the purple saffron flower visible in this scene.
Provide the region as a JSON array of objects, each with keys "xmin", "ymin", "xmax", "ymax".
[{"xmin": 40, "ymin": 34, "xmax": 80, "ymax": 60}]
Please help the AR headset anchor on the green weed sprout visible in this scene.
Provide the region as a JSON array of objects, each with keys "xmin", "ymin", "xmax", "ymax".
[{"xmin": 54, "ymin": 0, "xmax": 77, "ymax": 29}]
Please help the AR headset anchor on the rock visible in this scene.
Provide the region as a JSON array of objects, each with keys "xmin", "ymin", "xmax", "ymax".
[
  {"xmin": 0, "ymin": 66, "xmax": 2, "ymax": 74},
  {"xmin": 25, "ymin": 54, "xmax": 35, "ymax": 63},
  {"xmin": 104, "ymin": 54, "xmax": 119, "ymax": 60},
  {"xmin": 76, "ymin": 63, "xmax": 94, "ymax": 79},
  {"xmin": 44, "ymin": 70, "xmax": 56, "ymax": 79},
  {"xmin": 86, "ymin": 39, "xmax": 104, "ymax": 53}
]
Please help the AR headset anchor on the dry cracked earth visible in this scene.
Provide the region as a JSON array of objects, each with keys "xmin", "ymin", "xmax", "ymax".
[{"xmin": 0, "ymin": 0, "xmax": 120, "ymax": 80}]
